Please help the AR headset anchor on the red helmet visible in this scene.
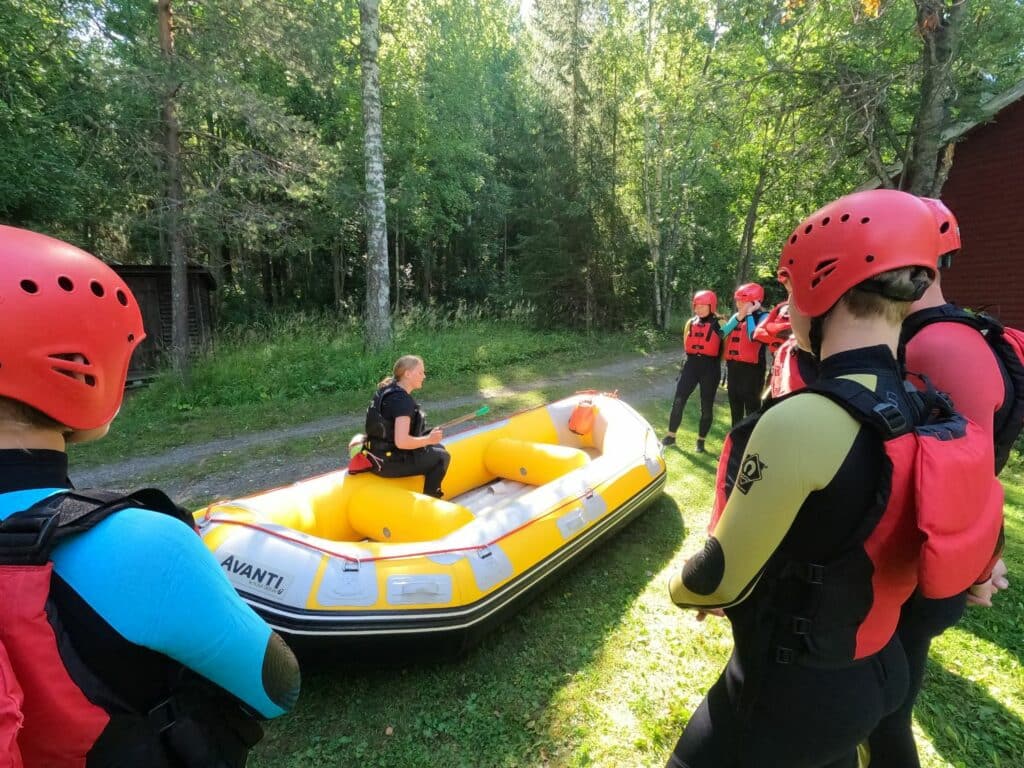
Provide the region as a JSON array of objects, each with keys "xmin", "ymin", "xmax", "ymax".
[
  {"xmin": 692, "ymin": 289, "xmax": 717, "ymax": 314},
  {"xmin": 0, "ymin": 226, "xmax": 145, "ymax": 430},
  {"xmin": 921, "ymin": 197, "xmax": 961, "ymax": 257},
  {"xmin": 777, "ymin": 190, "xmax": 940, "ymax": 317},
  {"xmin": 734, "ymin": 282, "xmax": 764, "ymax": 304},
  {"xmin": 753, "ymin": 302, "xmax": 791, "ymax": 346}
]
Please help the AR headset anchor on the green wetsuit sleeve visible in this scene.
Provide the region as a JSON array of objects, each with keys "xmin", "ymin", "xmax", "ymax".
[{"xmin": 669, "ymin": 392, "xmax": 862, "ymax": 609}]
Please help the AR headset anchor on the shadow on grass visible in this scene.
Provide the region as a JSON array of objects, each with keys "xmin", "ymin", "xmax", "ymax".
[
  {"xmin": 914, "ymin": 661, "xmax": 1024, "ymax": 767},
  {"xmin": 250, "ymin": 494, "xmax": 686, "ymax": 768}
]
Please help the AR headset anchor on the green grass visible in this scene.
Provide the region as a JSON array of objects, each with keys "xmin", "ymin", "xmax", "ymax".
[
  {"xmin": 249, "ymin": 396, "xmax": 1024, "ymax": 768},
  {"xmin": 70, "ymin": 312, "xmax": 671, "ymax": 468}
]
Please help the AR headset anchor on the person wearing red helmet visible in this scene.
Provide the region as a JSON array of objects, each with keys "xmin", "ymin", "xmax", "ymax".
[
  {"xmin": 665, "ymin": 191, "xmax": 1002, "ymax": 768},
  {"xmin": 0, "ymin": 226, "xmax": 300, "ymax": 767},
  {"xmin": 867, "ymin": 199, "xmax": 1014, "ymax": 767},
  {"xmin": 662, "ymin": 290, "xmax": 722, "ymax": 453},
  {"xmin": 719, "ymin": 283, "xmax": 769, "ymax": 425}
]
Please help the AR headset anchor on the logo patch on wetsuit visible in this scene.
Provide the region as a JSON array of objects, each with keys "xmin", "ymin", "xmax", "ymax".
[{"xmin": 736, "ymin": 453, "xmax": 766, "ymax": 494}]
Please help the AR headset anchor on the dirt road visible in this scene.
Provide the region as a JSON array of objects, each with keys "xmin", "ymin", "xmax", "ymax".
[{"xmin": 76, "ymin": 349, "xmax": 699, "ymax": 505}]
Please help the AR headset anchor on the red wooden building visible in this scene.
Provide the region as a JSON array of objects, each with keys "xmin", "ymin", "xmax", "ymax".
[{"xmin": 926, "ymin": 81, "xmax": 1024, "ymax": 329}]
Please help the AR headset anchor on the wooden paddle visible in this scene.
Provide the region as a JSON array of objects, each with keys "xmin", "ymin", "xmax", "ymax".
[{"xmin": 436, "ymin": 405, "xmax": 490, "ymax": 431}]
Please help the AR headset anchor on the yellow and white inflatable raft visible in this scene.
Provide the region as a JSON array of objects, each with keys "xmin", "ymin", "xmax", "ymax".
[{"xmin": 196, "ymin": 393, "xmax": 665, "ymax": 645}]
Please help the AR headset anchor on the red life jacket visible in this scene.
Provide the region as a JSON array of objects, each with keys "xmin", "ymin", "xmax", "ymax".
[
  {"xmin": 901, "ymin": 304, "xmax": 1024, "ymax": 474},
  {"xmin": 0, "ymin": 489, "xmax": 261, "ymax": 767},
  {"xmin": 752, "ymin": 303, "xmax": 790, "ymax": 352},
  {"xmin": 768, "ymin": 337, "xmax": 817, "ymax": 400},
  {"xmin": 709, "ymin": 377, "xmax": 1002, "ymax": 661},
  {"xmin": 684, "ymin": 317, "xmax": 722, "ymax": 357},
  {"xmin": 725, "ymin": 312, "xmax": 766, "ymax": 364}
]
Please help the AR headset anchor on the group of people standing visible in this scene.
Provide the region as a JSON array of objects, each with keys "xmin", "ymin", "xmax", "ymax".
[
  {"xmin": 664, "ymin": 189, "xmax": 1016, "ymax": 768},
  {"xmin": 662, "ymin": 282, "xmax": 773, "ymax": 453},
  {"xmin": 0, "ymin": 186, "xmax": 1017, "ymax": 768}
]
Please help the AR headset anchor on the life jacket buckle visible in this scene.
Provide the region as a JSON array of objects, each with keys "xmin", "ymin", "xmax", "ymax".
[
  {"xmin": 791, "ymin": 616, "xmax": 812, "ymax": 636},
  {"xmin": 805, "ymin": 563, "xmax": 825, "ymax": 585},
  {"xmin": 871, "ymin": 402, "xmax": 907, "ymax": 435},
  {"xmin": 148, "ymin": 695, "xmax": 182, "ymax": 734},
  {"xmin": 0, "ymin": 510, "xmax": 61, "ymax": 564},
  {"xmin": 775, "ymin": 646, "xmax": 795, "ymax": 665}
]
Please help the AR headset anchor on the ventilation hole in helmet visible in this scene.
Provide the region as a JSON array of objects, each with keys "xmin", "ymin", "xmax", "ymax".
[
  {"xmin": 814, "ymin": 258, "xmax": 838, "ymax": 272},
  {"xmin": 116, "ymin": 289, "xmax": 128, "ymax": 306},
  {"xmin": 52, "ymin": 367, "xmax": 78, "ymax": 381},
  {"xmin": 804, "ymin": 224, "xmax": 813, "ymax": 234},
  {"xmin": 49, "ymin": 352, "xmax": 91, "ymax": 364},
  {"xmin": 822, "ymin": 217, "xmax": 831, "ymax": 226},
  {"xmin": 866, "ymin": 254, "xmax": 875, "ymax": 262},
  {"xmin": 861, "ymin": 217, "xmax": 870, "ymax": 224},
  {"xmin": 58, "ymin": 276, "xmax": 74, "ymax": 292},
  {"xmin": 790, "ymin": 234, "xmax": 798, "ymax": 244},
  {"xmin": 128, "ymin": 333, "xmax": 135, "ymax": 342},
  {"xmin": 788, "ymin": 259, "xmax": 794, "ymax": 265},
  {"xmin": 20, "ymin": 280, "xmax": 38, "ymax": 294},
  {"xmin": 90, "ymin": 281, "xmax": 105, "ymax": 297},
  {"xmin": 939, "ymin": 221, "xmax": 950, "ymax": 233},
  {"xmin": 84, "ymin": 374, "xmax": 96, "ymax": 387},
  {"xmin": 840, "ymin": 214, "xmax": 850, "ymax": 222}
]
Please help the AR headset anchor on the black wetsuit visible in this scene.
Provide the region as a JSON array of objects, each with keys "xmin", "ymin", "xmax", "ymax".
[
  {"xmin": 366, "ymin": 385, "xmax": 450, "ymax": 498},
  {"xmin": 667, "ymin": 347, "xmax": 922, "ymax": 768},
  {"xmin": 723, "ymin": 313, "xmax": 768, "ymax": 426},
  {"xmin": 669, "ymin": 317, "xmax": 722, "ymax": 439}
]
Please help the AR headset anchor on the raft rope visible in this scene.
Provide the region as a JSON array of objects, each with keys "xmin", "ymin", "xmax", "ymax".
[{"xmin": 200, "ymin": 483, "xmax": 604, "ymax": 565}]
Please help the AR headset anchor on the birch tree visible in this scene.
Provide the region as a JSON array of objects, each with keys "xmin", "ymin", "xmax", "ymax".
[{"xmin": 359, "ymin": 0, "xmax": 391, "ymax": 349}]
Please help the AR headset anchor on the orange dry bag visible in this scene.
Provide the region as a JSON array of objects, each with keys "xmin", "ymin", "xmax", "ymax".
[{"xmin": 568, "ymin": 400, "xmax": 597, "ymax": 436}]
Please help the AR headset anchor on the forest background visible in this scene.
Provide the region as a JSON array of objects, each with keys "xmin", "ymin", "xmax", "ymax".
[{"xmin": 6, "ymin": 0, "xmax": 1024, "ymax": 373}]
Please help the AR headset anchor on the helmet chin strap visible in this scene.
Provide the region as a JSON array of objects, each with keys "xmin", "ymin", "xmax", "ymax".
[{"xmin": 810, "ymin": 315, "xmax": 825, "ymax": 360}]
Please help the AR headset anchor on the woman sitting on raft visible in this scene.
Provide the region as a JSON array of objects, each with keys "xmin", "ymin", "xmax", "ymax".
[{"xmin": 364, "ymin": 355, "xmax": 451, "ymax": 498}]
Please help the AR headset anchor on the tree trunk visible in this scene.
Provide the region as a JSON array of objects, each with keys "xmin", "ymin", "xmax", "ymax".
[
  {"xmin": 158, "ymin": 0, "xmax": 189, "ymax": 382},
  {"xmin": 359, "ymin": 0, "xmax": 391, "ymax": 349},
  {"xmin": 735, "ymin": 162, "xmax": 769, "ymax": 284},
  {"xmin": 903, "ymin": 0, "xmax": 965, "ymax": 196},
  {"xmin": 642, "ymin": 0, "xmax": 664, "ymax": 328},
  {"xmin": 332, "ymin": 242, "xmax": 345, "ymax": 311}
]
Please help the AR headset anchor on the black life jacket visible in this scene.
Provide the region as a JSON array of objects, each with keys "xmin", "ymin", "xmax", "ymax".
[
  {"xmin": 710, "ymin": 376, "xmax": 1003, "ymax": 666},
  {"xmin": 901, "ymin": 304, "xmax": 1024, "ymax": 473},
  {"xmin": 0, "ymin": 489, "xmax": 263, "ymax": 768},
  {"xmin": 364, "ymin": 383, "xmax": 426, "ymax": 453}
]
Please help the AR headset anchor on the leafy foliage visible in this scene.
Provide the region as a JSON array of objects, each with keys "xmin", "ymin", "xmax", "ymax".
[{"xmin": 3, "ymin": 0, "xmax": 1024, "ymax": 335}]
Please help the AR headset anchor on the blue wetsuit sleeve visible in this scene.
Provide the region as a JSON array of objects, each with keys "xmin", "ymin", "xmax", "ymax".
[
  {"xmin": 745, "ymin": 315, "xmax": 759, "ymax": 339},
  {"xmin": 51, "ymin": 509, "xmax": 292, "ymax": 718},
  {"xmin": 720, "ymin": 314, "xmax": 740, "ymax": 335}
]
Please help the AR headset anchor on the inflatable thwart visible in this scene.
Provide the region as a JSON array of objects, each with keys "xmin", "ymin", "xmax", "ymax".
[{"xmin": 195, "ymin": 393, "xmax": 666, "ymax": 646}]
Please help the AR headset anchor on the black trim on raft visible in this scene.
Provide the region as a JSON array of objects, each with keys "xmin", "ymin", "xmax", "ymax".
[{"xmin": 235, "ymin": 471, "xmax": 666, "ymax": 647}]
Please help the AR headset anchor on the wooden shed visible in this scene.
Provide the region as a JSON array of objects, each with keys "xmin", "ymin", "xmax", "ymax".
[
  {"xmin": 111, "ymin": 265, "xmax": 216, "ymax": 381},
  {"xmin": 933, "ymin": 80, "xmax": 1024, "ymax": 329}
]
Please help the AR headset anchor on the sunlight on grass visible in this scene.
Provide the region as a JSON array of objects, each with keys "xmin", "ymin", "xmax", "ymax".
[{"xmin": 243, "ymin": 395, "xmax": 1024, "ymax": 768}]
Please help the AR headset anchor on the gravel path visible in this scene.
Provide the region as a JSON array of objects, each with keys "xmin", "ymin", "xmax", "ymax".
[{"xmin": 76, "ymin": 349, "xmax": 693, "ymax": 505}]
